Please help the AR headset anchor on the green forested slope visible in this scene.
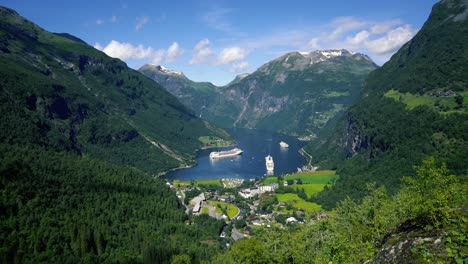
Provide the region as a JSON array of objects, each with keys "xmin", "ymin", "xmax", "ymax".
[
  {"xmin": 0, "ymin": 6, "xmax": 230, "ymax": 175},
  {"xmin": 0, "ymin": 6, "xmax": 228, "ymax": 263},
  {"xmin": 305, "ymin": 0, "xmax": 468, "ymax": 209},
  {"xmin": 0, "ymin": 145, "xmax": 224, "ymax": 263}
]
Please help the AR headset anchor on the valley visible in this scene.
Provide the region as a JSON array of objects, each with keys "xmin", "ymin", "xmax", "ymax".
[
  {"xmin": 0, "ymin": 0, "xmax": 467, "ymax": 263},
  {"xmin": 168, "ymin": 171, "xmax": 337, "ymax": 239}
]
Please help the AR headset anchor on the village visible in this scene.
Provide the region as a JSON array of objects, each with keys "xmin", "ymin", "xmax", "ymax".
[{"xmin": 166, "ymin": 171, "xmax": 335, "ymax": 243}]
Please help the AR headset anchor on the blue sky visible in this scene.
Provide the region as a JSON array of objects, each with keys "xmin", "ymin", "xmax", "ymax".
[{"xmin": 1, "ymin": 0, "xmax": 438, "ymax": 85}]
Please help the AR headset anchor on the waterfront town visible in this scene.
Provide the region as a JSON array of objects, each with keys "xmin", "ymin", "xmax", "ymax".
[{"xmin": 166, "ymin": 172, "xmax": 334, "ymax": 243}]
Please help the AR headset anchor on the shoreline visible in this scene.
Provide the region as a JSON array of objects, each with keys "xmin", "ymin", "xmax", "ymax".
[
  {"xmin": 160, "ymin": 129, "xmax": 310, "ymax": 181},
  {"xmin": 157, "ymin": 141, "xmax": 238, "ymax": 178}
]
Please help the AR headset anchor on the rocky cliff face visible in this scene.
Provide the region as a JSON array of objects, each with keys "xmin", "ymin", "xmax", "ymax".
[
  {"xmin": 373, "ymin": 215, "xmax": 461, "ymax": 264},
  {"xmin": 341, "ymin": 116, "xmax": 370, "ymax": 158}
]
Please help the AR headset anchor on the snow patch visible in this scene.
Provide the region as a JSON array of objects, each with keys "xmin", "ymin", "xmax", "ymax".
[
  {"xmin": 237, "ymin": 73, "xmax": 249, "ymax": 80},
  {"xmin": 320, "ymin": 50, "xmax": 343, "ymax": 58},
  {"xmin": 157, "ymin": 65, "xmax": 183, "ymax": 76}
]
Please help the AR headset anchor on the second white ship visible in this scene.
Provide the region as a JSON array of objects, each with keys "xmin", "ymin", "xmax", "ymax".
[
  {"xmin": 265, "ymin": 155, "xmax": 274, "ymax": 171},
  {"xmin": 210, "ymin": 148, "xmax": 243, "ymax": 159},
  {"xmin": 279, "ymin": 141, "xmax": 289, "ymax": 148}
]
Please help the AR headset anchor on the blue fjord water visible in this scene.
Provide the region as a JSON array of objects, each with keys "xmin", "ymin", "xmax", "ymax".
[{"xmin": 165, "ymin": 128, "xmax": 308, "ymax": 181}]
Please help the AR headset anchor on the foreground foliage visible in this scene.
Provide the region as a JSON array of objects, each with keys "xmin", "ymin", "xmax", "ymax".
[
  {"xmin": 215, "ymin": 158, "xmax": 468, "ymax": 263},
  {"xmin": 0, "ymin": 145, "xmax": 225, "ymax": 263}
]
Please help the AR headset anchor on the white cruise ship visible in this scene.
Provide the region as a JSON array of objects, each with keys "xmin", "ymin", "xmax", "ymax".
[
  {"xmin": 209, "ymin": 148, "xmax": 243, "ymax": 159},
  {"xmin": 279, "ymin": 141, "xmax": 289, "ymax": 148},
  {"xmin": 265, "ymin": 155, "xmax": 274, "ymax": 171}
]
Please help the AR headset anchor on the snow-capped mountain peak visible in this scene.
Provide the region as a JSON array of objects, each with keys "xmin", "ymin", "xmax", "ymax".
[{"xmin": 151, "ymin": 64, "xmax": 184, "ymax": 76}]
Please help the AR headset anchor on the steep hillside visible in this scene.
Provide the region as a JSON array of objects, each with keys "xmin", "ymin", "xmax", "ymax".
[
  {"xmin": 306, "ymin": 0, "xmax": 468, "ymax": 209},
  {"xmin": 139, "ymin": 64, "xmax": 218, "ymax": 118},
  {"xmin": 0, "ymin": 6, "xmax": 228, "ymax": 262},
  {"xmin": 0, "ymin": 7, "xmax": 231, "ymax": 175},
  {"xmin": 141, "ymin": 50, "xmax": 378, "ymax": 137}
]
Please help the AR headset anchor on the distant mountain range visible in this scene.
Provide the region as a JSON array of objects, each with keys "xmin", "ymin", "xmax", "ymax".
[
  {"xmin": 139, "ymin": 64, "xmax": 218, "ymax": 120},
  {"xmin": 140, "ymin": 49, "xmax": 378, "ymax": 137}
]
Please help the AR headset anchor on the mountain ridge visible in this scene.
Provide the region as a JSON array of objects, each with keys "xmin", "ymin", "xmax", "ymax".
[
  {"xmin": 0, "ymin": 5, "xmax": 232, "ymax": 174},
  {"xmin": 140, "ymin": 48, "xmax": 378, "ymax": 137}
]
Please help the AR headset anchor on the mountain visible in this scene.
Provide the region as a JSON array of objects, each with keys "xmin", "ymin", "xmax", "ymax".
[
  {"xmin": 305, "ymin": 0, "xmax": 468, "ymax": 209},
  {"xmin": 0, "ymin": 7, "xmax": 231, "ymax": 175},
  {"xmin": 141, "ymin": 49, "xmax": 378, "ymax": 137},
  {"xmin": 227, "ymin": 73, "xmax": 250, "ymax": 86},
  {"xmin": 139, "ymin": 64, "xmax": 218, "ymax": 118},
  {"xmin": 218, "ymin": 49, "xmax": 378, "ymax": 136},
  {"xmin": 0, "ymin": 6, "xmax": 229, "ymax": 262}
]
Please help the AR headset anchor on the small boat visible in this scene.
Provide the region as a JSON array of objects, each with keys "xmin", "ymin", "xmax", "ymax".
[
  {"xmin": 210, "ymin": 148, "xmax": 243, "ymax": 159},
  {"xmin": 279, "ymin": 141, "xmax": 289, "ymax": 148},
  {"xmin": 265, "ymin": 155, "xmax": 274, "ymax": 171}
]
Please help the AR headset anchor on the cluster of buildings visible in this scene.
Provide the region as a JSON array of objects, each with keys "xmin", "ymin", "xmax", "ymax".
[
  {"xmin": 190, "ymin": 193, "xmax": 206, "ymax": 214},
  {"xmin": 238, "ymin": 183, "xmax": 279, "ymax": 199}
]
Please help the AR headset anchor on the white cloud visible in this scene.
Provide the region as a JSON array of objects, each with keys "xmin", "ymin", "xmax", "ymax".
[
  {"xmin": 327, "ymin": 16, "xmax": 368, "ymax": 41},
  {"xmin": 300, "ymin": 17, "xmax": 417, "ymax": 64},
  {"xmin": 188, "ymin": 40, "xmax": 250, "ymax": 73},
  {"xmin": 96, "ymin": 40, "xmax": 187, "ymax": 65},
  {"xmin": 94, "ymin": 42, "xmax": 103, "ymax": 50},
  {"xmin": 111, "ymin": 16, "xmax": 117, "ymax": 23},
  {"xmin": 230, "ymin": 61, "xmax": 250, "ymax": 73},
  {"xmin": 151, "ymin": 49, "xmax": 166, "ymax": 65},
  {"xmin": 135, "ymin": 16, "xmax": 149, "ymax": 31},
  {"xmin": 370, "ymin": 19, "xmax": 402, "ymax": 34},
  {"xmin": 97, "ymin": 40, "xmax": 154, "ymax": 61},
  {"xmin": 166, "ymin": 42, "xmax": 184, "ymax": 63},
  {"xmin": 195, "ymin": 38, "xmax": 210, "ymax": 50},
  {"xmin": 365, "ymin": 25, "xmax": 416, "ymax": 54},
  {"xmin": 346, "ymin": 30, "xmax": 370, "ymax": 45},
  {"xmin": 203, "ymin": 8, "xmax": 234, "ymax": 33},
  {"xmin": 217, "ymin": 47, "xmax": 248, "ymax": 64},
  {"xmin": 190, "ymin": 38, "xmax": 214, "ymax": 65},
  {"xmin": 307, "ymin": 37, "xmax": 321, "ymax": 49},
  {"xmin": 96, "ymin": 19, "xmax": 104, "ymax": 25}
]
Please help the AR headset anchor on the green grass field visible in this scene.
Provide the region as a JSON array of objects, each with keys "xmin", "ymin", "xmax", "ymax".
[
  {"xmin": 198, "ymin": 136, "xmax": 232, "ymax": 148},
  {"xmin": 263, "ymin": 170, "xmax": 337, "ymax": 185},
  {"xmin": 276, "ymin": 193, "xmax": 300, "ymax": 202},
  {"xmin": 293, "ymin": 184, "xmax": 326, "ymax": 196},
  {"xmin": 276, "ymin": 194, "xmax": 321, "ymax": 212},
  {"xmin": 209, "ymin": 201, "xmax": 239, "ymax": 219},
  {"xmin": 385, "ymin": 89, "xmax": 466, "ymax": 114},
  {"xmin": 293, "ymin": 200, "xmax": 321, "ymax": 212},
  {"xmin": 172, "ymin": 179, "xmax": 222, "ymax": 187}
]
